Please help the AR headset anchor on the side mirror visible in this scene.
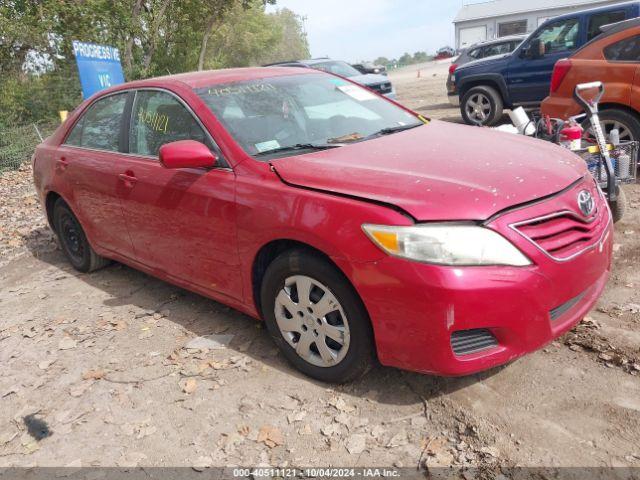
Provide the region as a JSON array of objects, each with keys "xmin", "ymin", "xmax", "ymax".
[
  {"xmin": 159, "ymin": 140, "xmax": 218, "ymax": 169},
  {"xmin": 526, "ymin": 39, "xmax": 545, "ymax": 59}
]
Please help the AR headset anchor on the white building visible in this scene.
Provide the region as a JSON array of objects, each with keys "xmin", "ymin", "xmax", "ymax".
[{"xmin": 454, "ymin": 0, "xmax": 628, "ymax": 49}]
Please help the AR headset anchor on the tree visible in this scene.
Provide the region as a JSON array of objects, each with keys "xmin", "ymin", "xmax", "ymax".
[
  {"xmin": 0, "ymin": 0, "xmax": 309, "ymax": 127},
  {"xmin": 373, "ymin": 57, "xmax": 390, "ymax": 66},
  {"xmin": 413, "ymin": 51, "xmax": 429, "ymax": 63},
  {"xmin": 261, "ymin": 8, "xmax": 310, "ymax": 64},
  {"xmin": 398, "ymin": 52, "xmax": 413, "ymax": 66},
  {"xmin": 202, "ymin": 3, "xmax": 309, "ymax": 69}
]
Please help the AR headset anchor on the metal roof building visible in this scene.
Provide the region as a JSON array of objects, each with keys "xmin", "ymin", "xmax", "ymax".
[{"xmin": 454, "ymin": 0, "xmax": 627, "ymax": 48}]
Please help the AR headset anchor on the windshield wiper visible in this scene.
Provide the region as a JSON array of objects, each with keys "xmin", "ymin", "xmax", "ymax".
[
  {"xmin": 254, "ymin": 143, "xmax": 341, "ymax": 157},
  {"xmin": 365, "ymin": 123, "xmax": 423, "ymax": 139}
]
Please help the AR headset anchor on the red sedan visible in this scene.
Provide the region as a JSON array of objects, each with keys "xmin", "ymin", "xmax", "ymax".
[{"xmin": 33, "ymin": 67, "xmax": 613, "ymax": 383}]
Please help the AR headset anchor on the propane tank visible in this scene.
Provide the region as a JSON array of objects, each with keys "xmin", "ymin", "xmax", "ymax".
[{"xmin": 559, "ymin": 122, "xmax": 583, "ymax": 151}]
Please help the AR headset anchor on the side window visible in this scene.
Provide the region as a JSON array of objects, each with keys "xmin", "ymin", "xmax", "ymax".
[
  {"xmin": 604, "ymin": 34, "xmax": 640, "ymax": 61},
  {"xmin": 129, "ymin": 90, "xmax": 208, "ymax": 157},
  {"xmin": 468, "ymin": 48, "xmax": 481, "ymax": 59},
  {"xmin": 482, "ymin": 42, "xmax": 512, "ymax": 57},
  {"xmin": 65, "ymin": 93, "xmax": 127, "ymax": 151},
  {"xmin": 531, "ymin": 18, "xmax": 579, "ymax": 54},
  {"xmin": 587, "ymin": 11, "xmax": 626, "ymax": 41}
]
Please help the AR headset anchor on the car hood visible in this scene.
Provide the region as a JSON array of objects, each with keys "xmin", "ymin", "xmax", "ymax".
[
  {"xmin": 347, "ymin": 73, "xmax": 390, "ymax": 86},
  {"xmin": 458, "ymin": 53, "xmax": 511, "ymax": 71},
  {"xmin": 271, "ymin": 120, "xmax": 587, "ymax": 221}
]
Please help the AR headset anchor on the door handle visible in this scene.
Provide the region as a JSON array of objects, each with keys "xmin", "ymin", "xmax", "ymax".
[
  {"xmin": 118, "ymin": 173, "xmax": 138, "ymax": 187},
  {"xmin": 56, "ymin": 157, "xmax": 69, "ymax": 172}
]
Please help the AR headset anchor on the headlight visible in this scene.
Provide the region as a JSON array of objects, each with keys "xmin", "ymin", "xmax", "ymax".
[{"xmin": 362, "ymin": 224, "xmax": 531, "ymax": 266}]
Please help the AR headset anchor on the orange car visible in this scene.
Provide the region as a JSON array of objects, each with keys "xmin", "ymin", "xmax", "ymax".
[{"xmin": 541, "ymin": 18, "xmax": 640, "ymax": 142}]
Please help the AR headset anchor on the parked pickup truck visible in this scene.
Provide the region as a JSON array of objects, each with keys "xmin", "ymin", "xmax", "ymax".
[{"xmin": 449, "ymin": 1, "xmax": 640, "ymax": 126}]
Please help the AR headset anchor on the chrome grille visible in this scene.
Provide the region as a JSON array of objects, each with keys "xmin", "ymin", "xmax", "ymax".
[{"xmin": 511, "ymin": 207, "xmax": 608, "ymax": 262}]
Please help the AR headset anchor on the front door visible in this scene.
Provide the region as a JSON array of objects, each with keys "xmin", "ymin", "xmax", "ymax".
[
  {"xmin": 115, "ymin": 89, "xmax": 242, "ymax": 300},
  {"xmin": 508, "ymin": 17, "xmax": 580, "ymax": 104}
]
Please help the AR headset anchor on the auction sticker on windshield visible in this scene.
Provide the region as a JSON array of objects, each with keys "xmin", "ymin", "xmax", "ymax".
[{"xmin": 338, "ymin": 84, "xmax": 377, "ymax": 102}]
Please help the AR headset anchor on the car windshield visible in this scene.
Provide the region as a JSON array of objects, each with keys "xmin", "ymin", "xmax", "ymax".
[
  {"xmin": 310, "ymin": 61, "xmax": 362, "ymax": 78},
  {"xmin": 195, "ymin": 73, "xmax": 423, "ymax": 159}
]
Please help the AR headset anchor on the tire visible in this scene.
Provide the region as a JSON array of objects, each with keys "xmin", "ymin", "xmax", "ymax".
[
  {"xmin": 53, "ymin": 199, "xmax": 111, "ymax": 273},
  {"xmin": 461, "ymin": 85, "xmax": 504, "ymax": 127},
  {"xmin": 583, "ymin": 108, "xmax": 640, "ymax": 143},
  {"xmin": 260, "ymin": 249, "xmax": 374, "ymax": 383},
  {"xmin": 610, "ymin": 187, "xmax": 627, "ymax": 224}
]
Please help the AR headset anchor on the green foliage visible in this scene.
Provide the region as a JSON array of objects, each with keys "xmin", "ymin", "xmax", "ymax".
[
  {"xmin": 203, "ymin": 3, "xmax": 309, "ymax": 69},
  {"xmin": 0, "ymin": 0, "xmax": 307, "ymax": 128},
  {"xmin": 413, "ymin": 51, "xmax": 430, "ymax": 63},
  {"xmin": 397, "ymin": 52, "xmax": 413, "ymax": 66}
]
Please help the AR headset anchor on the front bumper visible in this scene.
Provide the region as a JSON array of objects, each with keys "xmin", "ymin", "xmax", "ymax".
[
  {"xmin": 384, "ymin": 90, "xmax": 397, "ymax": 100},
  {"xmin": 335, "ymin": 181, "xmax": 613, "ymax": 376}
]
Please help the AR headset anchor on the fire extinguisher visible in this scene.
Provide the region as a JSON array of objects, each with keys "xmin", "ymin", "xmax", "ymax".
[{"xmin": 559, "ymin": 122, "xmax": 583, "ymax": 151}]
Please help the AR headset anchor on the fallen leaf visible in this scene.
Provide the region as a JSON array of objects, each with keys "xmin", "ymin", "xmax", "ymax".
[
  {"xmin": 346, "ymin": 434, "xmax": 367, "ymax": 454},
  {"xmin": 69, "ymin": 381, "xmax": 93, "ymax": 398},
  {"xmin": 38, "ymin": 358, "xmax": 57, "ymax": 370},
  {"xmin": 58, "ymin": 336, "xmax": 77, "ymax": 350},
  {"xmin": 287, "ymin": 411, "xmax": 307, "ymax": 424},
  {"xmin": 82, "ymin": 369, "xmax": 105, "ymax": 380},
  {"xmin": 257, "ymin": 425, "xmax": 283, "ymax": 448},
  {"xmin": 181, "ymin": 378, "xmax": 198, "ymax": 394}
]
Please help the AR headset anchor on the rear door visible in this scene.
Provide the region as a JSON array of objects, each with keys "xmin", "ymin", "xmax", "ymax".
[
  {"xmin": 507, "ymin": 17, "xmax": 580, "ymax": 104},
  {"xmin": 115, "ymin": 89, "xmax": 241, "ymax": 299},
  {"xmin": 57, "ymin": 92, "xmax": 135, "ymax": 257}
]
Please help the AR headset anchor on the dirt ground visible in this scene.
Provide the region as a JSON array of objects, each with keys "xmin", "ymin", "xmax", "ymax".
[{"xmin": 1, "ymin": 62, "xmax": 640, "ymax": 473}]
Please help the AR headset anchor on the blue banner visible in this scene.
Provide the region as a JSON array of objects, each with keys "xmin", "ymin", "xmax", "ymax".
[{"xmin": 72, "ymin": 41, "xmax": 125, "ymax": 99}]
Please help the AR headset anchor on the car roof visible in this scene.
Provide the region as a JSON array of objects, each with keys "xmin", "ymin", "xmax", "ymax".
[
  {"xmin": 544, "ymin": 0, "xmax": 639, "ymax": 23},
  {"xmin": 105, "ymin": 66, "xmax": 313, "ymax": 91},
  {"xmin": 469, "ymin": 35, "xmax": 527, "ymax": 48}
]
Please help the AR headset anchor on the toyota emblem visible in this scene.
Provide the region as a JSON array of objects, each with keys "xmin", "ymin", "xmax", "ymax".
[{"xmin": 577, "ymin": 190, "xmax": 595, "ymax": 217}]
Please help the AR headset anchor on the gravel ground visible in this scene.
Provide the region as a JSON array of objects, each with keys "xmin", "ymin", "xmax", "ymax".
[{"xmin": 1, "ymin": 63, "xmax": 640, "ymax": 472}]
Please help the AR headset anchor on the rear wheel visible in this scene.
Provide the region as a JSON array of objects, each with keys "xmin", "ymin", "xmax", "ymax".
[
  {"xmin": 583, "ymin": 108, "xmax": 640, "ymax": 143},
  {"xmin": 461, "ymin": 85, "xmax": 504, "ymax": 126},
  {"xmin": 53, "ymin": 199, "xmax": 110, "ymax": 273},
  {"xmin": 260, "ymin": 249, "xmax": 374, "ymax": 383}
]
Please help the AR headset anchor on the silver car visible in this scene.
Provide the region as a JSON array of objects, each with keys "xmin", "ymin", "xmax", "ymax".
[{"xmin": 266, "ymin": 58, "xmax": 396, "ymax": 99}]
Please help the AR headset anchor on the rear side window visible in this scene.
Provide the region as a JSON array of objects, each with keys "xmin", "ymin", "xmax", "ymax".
[
  {"xmin": 65, "ymin": 93, "xmax": 127, "ymax": 152},
  {"xmin": 129, "ymin": 90, "xmax": 208, "ymax": 157},
  {"xmin": 587, "ymin": 10, "xmax": 626, "ymax": 41},
  {"xmin": 604, "ymin": 34, "xmax": 640, "ymax": 61},
  {"xmin": 482, "ymin": 41, "xmax": 514, "ymax": 57},
  {"xmin": 468, "ymin": 48, "xmax": 481, "ymax": 59}
]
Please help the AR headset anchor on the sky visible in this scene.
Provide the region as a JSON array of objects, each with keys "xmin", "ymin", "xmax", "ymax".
[{"xmin": 266, "ymin": 0, "xmax": 475, "ymax": 62}]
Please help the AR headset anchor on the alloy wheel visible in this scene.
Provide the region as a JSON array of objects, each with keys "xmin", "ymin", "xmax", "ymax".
[
  {"xmin": 465, "ymin": 93, "xmax": 492, "ymax": 125},
  {"xmin": 585, "ymin": 119, "xmax": 635, "ymax": 143},
  {"xmin": 274, "ymin": 275, "xmax": 350, "ymax": 368}
]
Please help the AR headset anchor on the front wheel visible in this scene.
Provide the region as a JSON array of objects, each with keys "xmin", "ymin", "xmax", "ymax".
[
  {"xmin": 461, "ymin": 85, "xmax": 504, "ymax": 126},
  {"xmin": 260, "ymin": 249, "xmax": 374, "ymax": 383}
]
